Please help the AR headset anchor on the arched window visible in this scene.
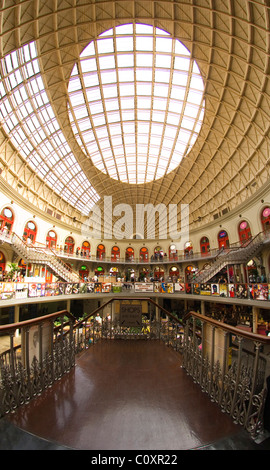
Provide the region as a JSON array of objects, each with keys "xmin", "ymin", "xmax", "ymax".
[
  {"xmin": 23, "ymin": 221, "xmax": 37, "ymax": 244},
  {"xmin": 261, "ymin": 207, "xmax": 270, "ymax": 232},
  {"xmin": 218, "ymin": 230, "xmax": 229, "ymax": 249},
  {"xmin": 46, "ymin": 230, "xmax": 57, "ymax": 249},
  {"xmin": 247, "ymin": 259, "xmax": 258, "ymax": 282},
  {"xmin": 79, "ymin": 265, "xmax": 89, "ymax": 280},
  {"xmin": 125, "ymin": 247, "xmax": 134, "ymax": 261},
  {"xmin": 139, "ymin": 266, "xmax": 149, "ymax": 280},
  {"xmin": 18, "ymin": 258, "xmax": 31, "ymax": 277},
  {"xmin": 110, "ymin": 266, "xmax": 119, "ymax": 275},
  {"xmin": 81, "ymin": 241, "xmax": 91, "ymax": 257},
  {"xmin": 200, "ymin": 236, "xmax": 210, "ymax": 255},
  {"xmin": 97, "ymin": 244, "xmax": 105, "ymax": 259},
  {"xmin": 169, "ymin": 266, "xmax": 179, "ymax": 279},
  {"xmin": 95, "ymin": 266, "xmax": 104, "ymax": 276},
  {"xmin": 238, "ymin": 221, "xmax": 251, "ymax": 243},
  {"xmin": 111, "ymin": 246, "xmax": 120, "ymax": 261},
  {"xmin": 64, "ymin": 236, "xmax": 75, "ymax": 254},
  {"xmin": 0, "ymin": 207, "xmax": 14, "ymax": 234},
  {"xmin": 184, "ymin": 241, "xmax": 193, "ymax": 257},
  {"xmin": 154, "ymin": 266, "xmax": 164, "ymax": 280},
  {"xmin": 185, "ymin": 265, "xmax": 197, "ymax": 281},
  {"xmin": 140, "ymin": 247, "xmax": 148, "ymax": 262},
  {"xmin": 169, "ymin": 244, "xmax": 178, "ymax": 261},
  {"xmin": 154, "ymin": 246, "xmax": 163, "ymax": 260}
]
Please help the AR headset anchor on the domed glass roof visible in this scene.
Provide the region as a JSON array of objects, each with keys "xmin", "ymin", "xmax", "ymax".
[{"xmin": 68, "ymin": 24, "xmax": 205, "ymax": 184}]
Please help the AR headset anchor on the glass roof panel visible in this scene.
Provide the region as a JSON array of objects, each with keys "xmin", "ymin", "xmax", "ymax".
[{"xmin": 0, "ymin": 42, "xmax": 100, "ymax": 213}]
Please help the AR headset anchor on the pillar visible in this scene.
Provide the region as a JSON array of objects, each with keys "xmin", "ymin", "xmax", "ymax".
[
  {"xmin": 252, "ymin": 306, "xmax": 259, "ymax": 334},
  {"xmin": 201, "ymin": 300, "xmax": 205, "ymax": 315},
  {"xmin": 14, "ymin": 305, "xmax": 20, "ymax": 337}
]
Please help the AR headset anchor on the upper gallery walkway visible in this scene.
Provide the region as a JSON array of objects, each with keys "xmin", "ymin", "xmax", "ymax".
[{"xmin": 1, "ymin": 339, "xmax": 270, "ymax": 451}]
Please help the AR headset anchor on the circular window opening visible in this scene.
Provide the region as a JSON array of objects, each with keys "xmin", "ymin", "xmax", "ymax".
[{"xmin": 68, "ymin": 24, "xmax": 205, "ymax": 184}]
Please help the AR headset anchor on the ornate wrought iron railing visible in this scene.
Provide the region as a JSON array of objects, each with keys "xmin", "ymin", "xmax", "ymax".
[
  {"xmin": 182, "ymin": 311, "xmax": 270, "ymax": 438},
  {"xmin": 0, "ymin": 300, "xmax": 270, "ymax": 439},
  {"xmin": 0, "ymin": 310, "xmax": 76, "ymax": 416},
  {"xmin": 0, "ymin": 298, "xmax": 183, "ymax": 418},
  {"xmin": 72, "ymin": 298, "xmax": 184, "ymax": 353}
]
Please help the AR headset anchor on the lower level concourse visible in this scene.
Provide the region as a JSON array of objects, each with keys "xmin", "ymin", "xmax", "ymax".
[{"xmin": 1, "ymin": 338, "xmax": 270, "ymax": 451}]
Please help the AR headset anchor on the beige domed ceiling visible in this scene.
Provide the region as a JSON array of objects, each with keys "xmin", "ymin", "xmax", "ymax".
[{"xmin": 0, "ymin": 0, "xmax": 270, "ymax": 235}]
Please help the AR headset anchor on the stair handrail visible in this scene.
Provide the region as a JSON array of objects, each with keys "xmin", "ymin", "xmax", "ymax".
[
  {"xmin": 41, "ymin": 246, "xmax": 80, "ymax": 281},
  {"xmin": 194, "ymin": 230, "xmax": 270, "ymax": 282},
  {"xmin": 10, "ymin": 233, "xmax": 80, "ymax": 281}
]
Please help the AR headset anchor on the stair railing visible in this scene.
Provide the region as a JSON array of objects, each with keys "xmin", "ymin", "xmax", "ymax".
[
  {"xmin": 10, "ymin": 233, "xmax": 80, "ymax": 282},
  {"xmin": 194, "ymin": 231, "xmax": 270, "ymax": 283}
]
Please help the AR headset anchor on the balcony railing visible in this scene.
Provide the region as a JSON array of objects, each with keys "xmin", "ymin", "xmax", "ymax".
[
  {"xmin": 0, "ymin": 279, "xmax": 270, "ymax": 305},
  {"xmin": 0, "ymin": 299, "xmax": 182, "ymax": 417},
  {"xmin": 182, "ymin": 311, "xmax": 270, "ymax": 438},
  {"xmin": 0, "ymin": 299, "xmax": 269, "ymax": 439}
]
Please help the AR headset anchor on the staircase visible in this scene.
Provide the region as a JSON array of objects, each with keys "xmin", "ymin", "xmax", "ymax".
[
  {"xmin": 10, "ymin": 233, "xmax": 80, "ymax": 283},
  {"xmin": 194, "ymin": 231, "xmax": 269, "ymax": 283}
]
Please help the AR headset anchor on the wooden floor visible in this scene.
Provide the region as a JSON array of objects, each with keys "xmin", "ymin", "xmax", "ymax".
[{"xmin": 3, "ymin": 339, "xmax": 269, "ymax": 451}]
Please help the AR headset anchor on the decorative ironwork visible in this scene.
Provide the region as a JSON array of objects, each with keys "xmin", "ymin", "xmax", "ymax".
[
  {"xmin": 182, "ymin": 312, "xmax": 269, "ymax": 438},
  {"xmin": 0, "ymin": 300, "xmax": 269, "ymax": 440}
]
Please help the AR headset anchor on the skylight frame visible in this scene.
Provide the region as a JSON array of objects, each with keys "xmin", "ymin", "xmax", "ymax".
[
  {"xmin": 0, "ymin": 42, "xmax": 100, "ymax": 214},
  {"xmin": 68, "ymin": 23, "xmax": 205, "ymax": 185}
]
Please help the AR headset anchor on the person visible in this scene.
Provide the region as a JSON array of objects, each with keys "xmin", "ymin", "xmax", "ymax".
[{"xmin": 95, "ymin": 313, "xmax": 102, "ymax": 324}]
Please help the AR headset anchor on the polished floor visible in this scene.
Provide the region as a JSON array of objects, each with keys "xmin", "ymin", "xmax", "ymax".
[{"xmin": 1, "ymin": 339, "xmax": 270, "ymax": 451}]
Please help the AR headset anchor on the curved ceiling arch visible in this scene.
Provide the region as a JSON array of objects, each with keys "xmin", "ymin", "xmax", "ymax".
[{"xmin": 0, "ymin": 1, "xmax": 269, "ymax": 232}]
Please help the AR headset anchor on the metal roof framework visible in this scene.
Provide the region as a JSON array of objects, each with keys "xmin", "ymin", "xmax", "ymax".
[{"xmin": 0, "ymin": 0, "xmax": 269, "ymax": 235}]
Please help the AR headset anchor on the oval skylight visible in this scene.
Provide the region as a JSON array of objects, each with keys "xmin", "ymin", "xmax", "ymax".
[{"xmin": 68, "ymin": 24, "xmax": 205, "ymax": 185}]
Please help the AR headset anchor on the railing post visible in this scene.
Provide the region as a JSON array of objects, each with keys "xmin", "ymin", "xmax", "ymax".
[
  {"xmin": 24, "ymin": 326, "xmax": 32, "ymax": 398},
  {"xmin": 209, "ymin": 325, "xmax": 215, "ymax": 395},
  {"xmin": 38, "ymin": 323, "xmax": 43, "ymax": 391},
  {"xmin": 245, "ymin": 340, "xmax": 261, "ymax": 427},
  {"xmin": 182, "ymin": 317, "xmax": 190, "ymax": 369},
  {"xmin": 230, "ymin": 335, "xmax": 243, "ymax": 417},
  {"xmin": 199, "ymin": 320, "xmax": 205, "ymax": 387},
  {"xmin": 69, "ymin": 317, "xmax": 74, "ymax": 368},
  {"xmin": 219, "ymin": 330, "xmax": 229, "ymax": 406},
  {"xmin": 9, "ymin": 331, "xmax": 16, "ymax": 381},
  {"xmin": 50, "ymin": 320, "xmax": 55, "ymax": 383},
  {"xmin": 191, "ymin": 317, "xmax": 197, "ymax": 375}
]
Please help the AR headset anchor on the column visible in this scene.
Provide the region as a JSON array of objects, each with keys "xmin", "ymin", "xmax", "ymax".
[
  {"xmin": 14, "ymin": 305, "xmax": 20, "ymax": 337},
  {"xmin": 201, "ymin": 300, "xmax": 205, "ymax": 315},
  {"xmin": 252, "ymin": 306, "xmax": 259, "ymax": 334}
]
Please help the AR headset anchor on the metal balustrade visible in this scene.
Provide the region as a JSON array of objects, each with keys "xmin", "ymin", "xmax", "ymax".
[
  {"xmin": 0, "ymin": 310, "xmax": 76, "ymax": 415},
  {"xmin": 0, "ymin": 299, "xmax": 270, "ymax": 440},
  {"xmin": 1, "ymin": 229, "xmax": 270, "ymax": 287},
  {"xmin": 182, "ymin": 311, "xmax": 270, "ymax": 438}
]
